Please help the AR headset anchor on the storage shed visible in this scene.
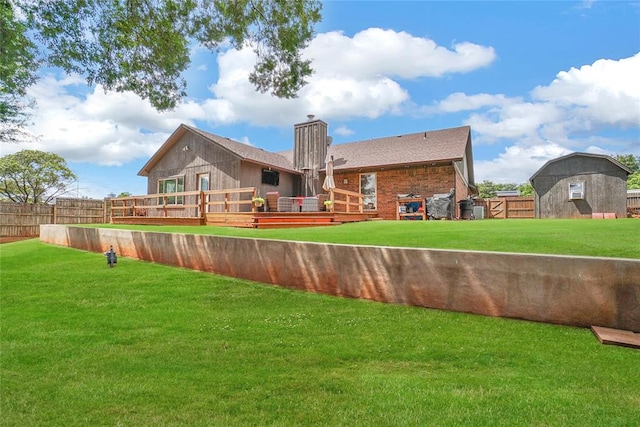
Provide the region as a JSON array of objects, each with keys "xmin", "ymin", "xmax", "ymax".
[{"xmin": 530, "ymin": 152, "xmax": 632, "ymax": 219}]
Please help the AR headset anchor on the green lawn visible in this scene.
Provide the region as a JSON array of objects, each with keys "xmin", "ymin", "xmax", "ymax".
[
  {"xmin": 85, "ymin": 218, "xmax": 640, "ymax": 259},
  {"xmin": 2, "ymin": 239, "xmax": 639, "ymax": 426}
]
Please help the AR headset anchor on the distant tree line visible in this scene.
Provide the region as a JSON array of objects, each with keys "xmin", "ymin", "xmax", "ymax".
[{"xmin": 476, "ymin": 181, "xmax": 533, "ymax": 199}]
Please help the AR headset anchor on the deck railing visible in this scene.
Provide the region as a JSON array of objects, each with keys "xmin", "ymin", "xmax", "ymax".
[
  {"xmin": 110, "ymin": 187, "xmax": 260, "ymax": 219},
  {"xmin": 203, "ymin": 187, "xmax": 259, "ymax": 214},
  {"xmin": 328, "ymin": 188, "xmax": 366, "ymax": 213},
  {"xmin": 110, "ymin": 187, "xmax": 369, "ymax": 222}
]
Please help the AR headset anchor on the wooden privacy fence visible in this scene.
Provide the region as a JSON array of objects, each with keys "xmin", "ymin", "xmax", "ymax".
[
  {"xmin": 0, "ymin": 198, "xmax": 107, "ymax": 237},
  {"xmin": 628, "ymin": 192, "xmax": 640, "ymax": 216},
  {"xmin": 475, "ymin": 197, "xmax": 534, "ymax": 219}
]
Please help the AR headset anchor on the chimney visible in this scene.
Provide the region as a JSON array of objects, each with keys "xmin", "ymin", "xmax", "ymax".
[{"xmin": 293, "ymin": 116, "xmax": 328, "ymax": 196}]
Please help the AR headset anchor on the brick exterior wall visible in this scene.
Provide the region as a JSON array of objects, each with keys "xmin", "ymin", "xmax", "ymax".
[{"xmin": 333, "ymin": 163, "xmax": 462, "ymax": 220}]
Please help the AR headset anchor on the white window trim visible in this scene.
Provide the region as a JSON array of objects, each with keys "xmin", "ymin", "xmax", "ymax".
[
  {"xmin": 359, "ymin": 172, "xmax": 377, "ymax": 210},
  {"xmin": 568, "ymin": 181, "xmax": 585, "ymax": 200}
]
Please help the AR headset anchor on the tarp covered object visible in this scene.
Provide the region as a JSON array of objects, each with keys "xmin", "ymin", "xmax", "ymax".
[{"xmin": 427, "ymin": 189, "xmax": 455, "ymax": 220}]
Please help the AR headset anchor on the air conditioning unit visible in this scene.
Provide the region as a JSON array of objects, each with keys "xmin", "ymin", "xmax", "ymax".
[{"xmin": 570, "ymin": 191, "xmax": 584, "ymax": 200}]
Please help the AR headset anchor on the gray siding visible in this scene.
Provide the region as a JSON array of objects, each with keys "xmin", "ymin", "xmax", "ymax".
[
  {"xmin": 238, "ymin": 162, "xmax": 298, "ymax": 198},
  {"xmin": 146, "ymin": 132, "xmax": 240, "ymax": 193},
  {"xmin": 532, "ymin": 156, "xmax": 628, "ymax": 218},
  {"xmin": 147, "ymin": 132, "xmax": 300, "ymax": 199}
]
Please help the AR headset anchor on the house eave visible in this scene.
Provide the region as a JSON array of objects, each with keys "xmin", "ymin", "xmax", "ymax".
[{"xmin": 331, "ymin": 158, "xmax": 462, "ymax": 173}]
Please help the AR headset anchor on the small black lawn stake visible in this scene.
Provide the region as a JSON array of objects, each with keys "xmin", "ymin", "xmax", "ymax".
[{"xmin": 105, "ymin": 245, "xmax": 117, "ymax": 268}]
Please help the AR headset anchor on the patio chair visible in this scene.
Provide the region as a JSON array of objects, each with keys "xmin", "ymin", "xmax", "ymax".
[
  {"xmin": 265, "ymin": 192, "xmax": 279, "ymax": 212},
  {"xmin": 277, "ymin": 197, "xmax": 293, "ymax": 212},
  {"xmin": 301, "ymin": 194, "xmax": 329, "ymax": 212},
  {"xmin": 301, "ymin": 197, "xmax": 319, "ymax": 212}
]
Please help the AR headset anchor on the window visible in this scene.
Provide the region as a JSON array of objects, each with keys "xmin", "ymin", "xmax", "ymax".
[
  {"xmin": 569, "ymin": 182, "xmax": 584, "ymax": 200},
  {"xmin": 158, "ymin": 176, "xmax": 184, "ymax": 204},
  {"xmin": 359, "ymin": 172, "xmax": 377, "ymax": 210},
  {"xmin": 197, "ymin": 173, "xmax": 210, "ymax": 214},
  {"xmin": 262, "ymin": 168, "xmax": 279, "ymax": 186}
]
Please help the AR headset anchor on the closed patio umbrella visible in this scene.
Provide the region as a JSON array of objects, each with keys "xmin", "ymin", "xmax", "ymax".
[{"xmin": 322, "ymin": 154, "xmax": 335, "ymax": 192}]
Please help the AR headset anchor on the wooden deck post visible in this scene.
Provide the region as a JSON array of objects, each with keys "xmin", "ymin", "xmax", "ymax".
[
  {"xmin": 252, "ymin": 188, "xmax": 258, "ymax": 213},
  {"xmin": 329, "ymin": 190, "xmax": 335, "ymax": 213}
]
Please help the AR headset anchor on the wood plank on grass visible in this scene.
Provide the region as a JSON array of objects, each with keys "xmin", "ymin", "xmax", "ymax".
[{"xmin": 591, "ymin": 326, "xmax": 640, "ymax": 349}]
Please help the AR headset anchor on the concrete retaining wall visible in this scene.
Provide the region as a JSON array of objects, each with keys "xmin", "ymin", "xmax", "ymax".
[{"xmin": 40, "ymin": 225, "xmax": 640, "ymax": 331}]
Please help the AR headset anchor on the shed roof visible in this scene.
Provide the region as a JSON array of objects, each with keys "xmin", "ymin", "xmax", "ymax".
[
  {"xmin": 138, "ymin": 124, "xmax": 298, "ymax": 176},
  {"xmin": 529, "ymin": 152, "xmax": 633, "ymax": 183}
]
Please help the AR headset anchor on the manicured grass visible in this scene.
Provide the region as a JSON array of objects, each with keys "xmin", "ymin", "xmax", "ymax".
[
  {"xmin": 85, "ymin": 218, "xmax": 640, "ymax": 258},
  {"xmin": 2, "ymin": 239, "xmax": 639, "ymax": 426}
]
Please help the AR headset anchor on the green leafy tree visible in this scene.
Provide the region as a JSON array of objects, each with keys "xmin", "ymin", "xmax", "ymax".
[
  {"xmin": 476, "ymin": 180, "xmax": 518, "ymax": 199},
  {"xmin": 0, "ymin": 149, "xmax": 77, "ymax": 203},
  {"xmin": 517, "ymin": 182, "xmax": 534, "ymax": 196},
  {"xmin": 0, "ymin": 1, "xmax": 39, "ymax": 142},
  {"xmin": 13, "ymin": 0, "xmax": 321, "ymax": 113},
  {"xmin": 117, "ymin": 192, "xmax": 132, "ymax": 198},
  {"xmin": 614, "ymin": 154, "xmax": 639, "ymax": 172},
  {"xmin": 614, "ymin": 154, "xmax": 640, "ymax": 189}
]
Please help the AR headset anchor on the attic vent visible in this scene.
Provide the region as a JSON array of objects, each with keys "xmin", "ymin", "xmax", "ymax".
[{"xmin": 569, "ymin": 182, "xmax": 584, "ymax": 200}]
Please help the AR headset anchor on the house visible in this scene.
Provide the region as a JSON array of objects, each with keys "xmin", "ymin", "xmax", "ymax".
[
  {"xmin": 529, "ymin": 152, "xmax": 632, "ymax": 219},
  {"xmin": 138, "ymin": 117, "xmax": 476, "ymax": 220}
]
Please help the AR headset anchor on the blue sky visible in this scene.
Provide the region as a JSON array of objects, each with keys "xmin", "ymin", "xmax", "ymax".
[{"xmin": 3, "ymin": 0, "xmax": 639, "ymax": 199}]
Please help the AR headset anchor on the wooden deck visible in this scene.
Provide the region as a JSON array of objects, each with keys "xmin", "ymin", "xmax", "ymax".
[
  {"xmin": 111, "ymin": 211, "xmax": 377, "ymax": 228},
  {"xmin": 109, "ymin": 187, "xmax": 378, "ymax": 228},
  {"xmin": 206, "ymin": 211, "xmax": 378, "ymax": 228}
]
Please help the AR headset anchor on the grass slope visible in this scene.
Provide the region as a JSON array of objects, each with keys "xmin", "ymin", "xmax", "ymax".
[
  {"xmin": 2, "ymin": 239, "xmax": 639, "ymax": 426},
  {"xmin": 86, "ymin": 219, "xmax": 640, "ymax": 259}
]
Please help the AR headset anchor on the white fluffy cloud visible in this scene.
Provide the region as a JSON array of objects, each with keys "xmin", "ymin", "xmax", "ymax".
[
  {"xmin": 310, "ymin": 29, "xmax": 496, "ymax": 79},
  {"xmin": 207, "ymin": 28, "xmax": 495, "ymax": 125},
  {"xmin": 474, "ymin": 144, "xmax": 572, "ymax": 184},
  {"xmin": 4, "ymin": 75, "xmax": 205, "ymax": 166},
  {"xmin": 435, "ymin": 53, "xmax": 640, "ymax": 183},
  {"xmin": 437, "ymin": 53, "xmax": 640, "ymax": 141},
  {"xmin": 532, "ymin": 54, "xmax": 640, "ymax": 129},
  {"xmin": 4, "ymin": 28, "xmax": 496, "ymax": 166}
]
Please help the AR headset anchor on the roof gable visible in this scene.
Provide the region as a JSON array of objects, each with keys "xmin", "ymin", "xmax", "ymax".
[
  {"xmin": 138, "ymin": 124, "xmax": 296, "ymax": 176},
  {"xmin": 328, "ymin": 126, "xmax": 471, "ymax": 170}
]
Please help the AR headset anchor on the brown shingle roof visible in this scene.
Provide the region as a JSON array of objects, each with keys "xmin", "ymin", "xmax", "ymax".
[
  {"xmin": 328, "ymin": 126, "xmax": 471, "ymax": 171},
  {"xmin": 140, "ymin": 123, "xmax": 472, "ymax": 179}
]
